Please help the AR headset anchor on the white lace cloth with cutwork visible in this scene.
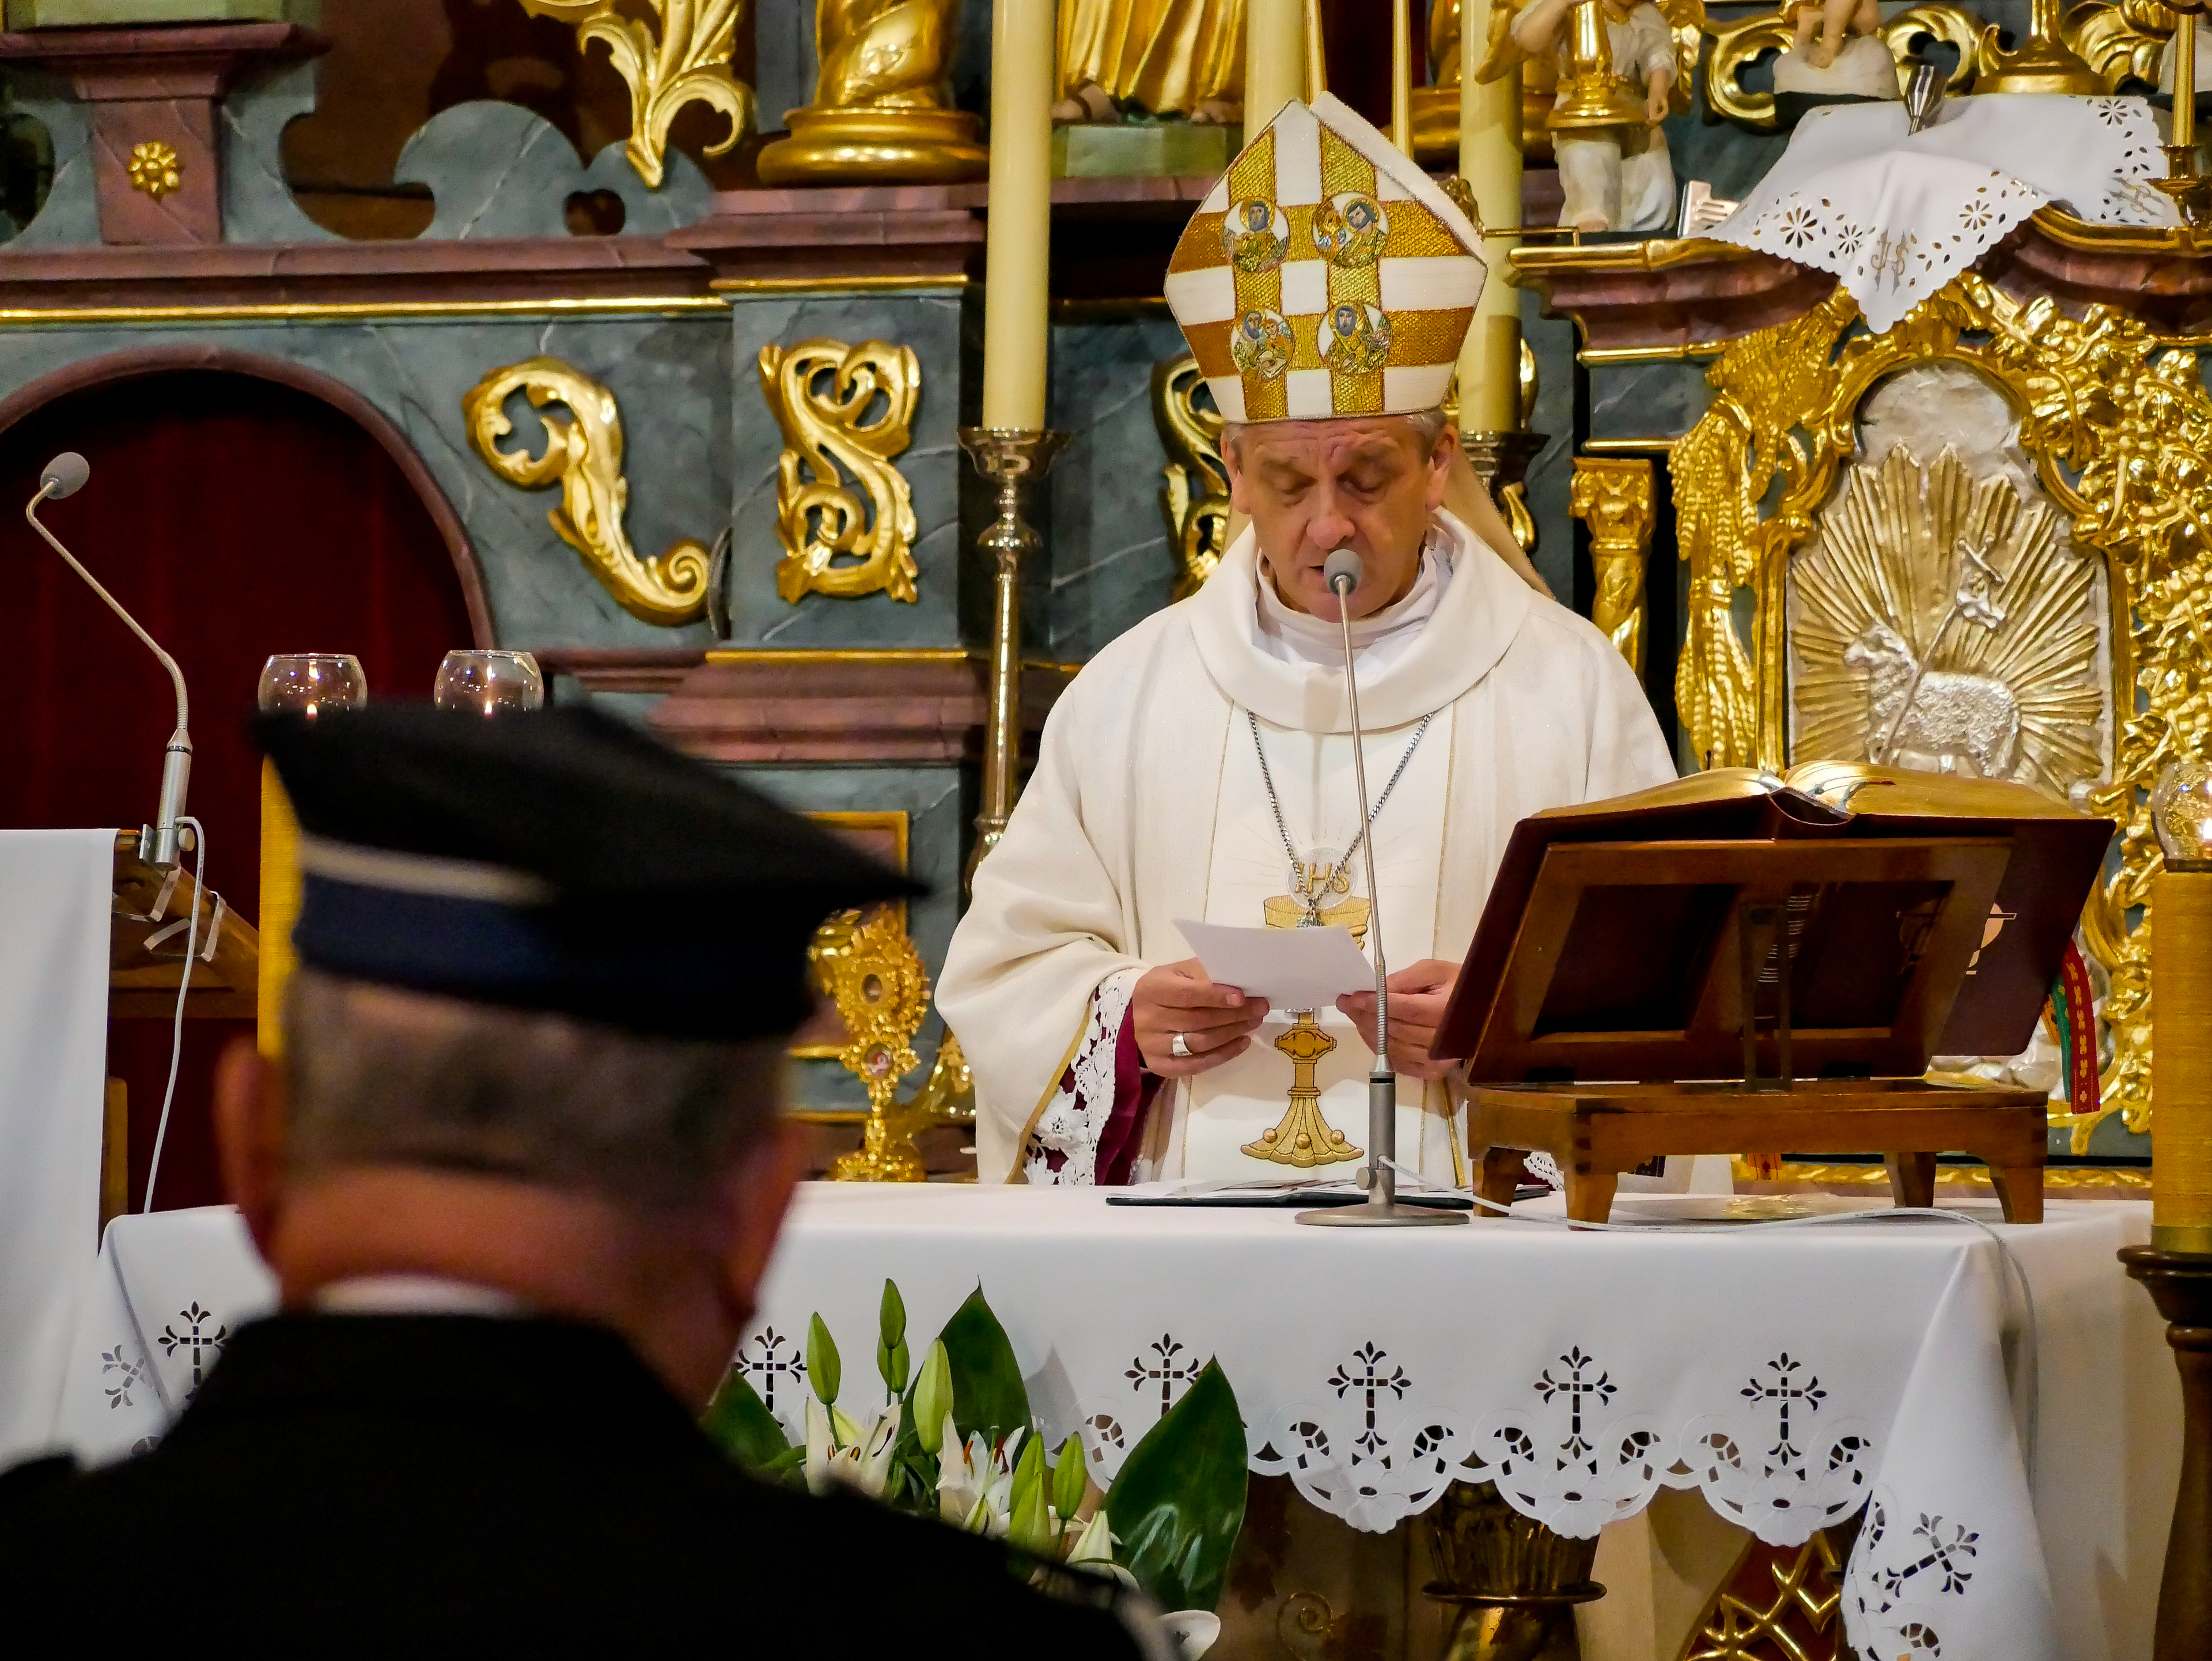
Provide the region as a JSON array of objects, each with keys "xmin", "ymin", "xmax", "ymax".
[
  {"xmin": 1710, "ymin": 93, "xmax": 2171, "ymax": 332},
  {"xmin": 1022, "ymin": 968, "xmax": 1140, "ymax": 1187},
  {"xmin": 55, "ymin": 1196, "xmax": 2151, "ymax": 1660},
  {"xmin": 733, "ymin": 1189, "xmax": 2160, "ymax": 1661}
]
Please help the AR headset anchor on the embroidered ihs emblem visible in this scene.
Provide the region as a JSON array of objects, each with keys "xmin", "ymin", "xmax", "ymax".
[{"xmin": 1263, "ymin": 850, "xmax": 1371, "ymax": 941}]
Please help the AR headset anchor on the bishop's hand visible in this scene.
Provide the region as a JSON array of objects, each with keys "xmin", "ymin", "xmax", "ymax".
[
  {"xmin": 1337, "ymin": 959, "xmax": 1459, "ymax": 1080},
  {"xmin": 1132, "ymin": 959, "xmax": 1269, "ymax": 1077}
]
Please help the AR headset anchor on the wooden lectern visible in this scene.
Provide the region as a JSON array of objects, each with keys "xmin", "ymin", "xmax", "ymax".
[
  {"xmin": 1433, "ymin": 766, "xmax": 2114, "ymax": 1224},
  {"xmin": 101, "ymin": 831, "xmax": 259, "ymax": 1224}
]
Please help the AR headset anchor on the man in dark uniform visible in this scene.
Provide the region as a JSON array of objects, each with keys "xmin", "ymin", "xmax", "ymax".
[{"xmin": 0, "ymin": 705, "xmax": 1154, "ymax": 1659}]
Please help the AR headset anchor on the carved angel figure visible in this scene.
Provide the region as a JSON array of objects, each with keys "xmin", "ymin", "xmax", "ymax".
[
  {"xmin": 815, "ymin": 0, "xmax": 960, "ymax": 108},
  {"xmin": 1508, "ymin": 0, "xmax": 1685, "ymax": 232},
  {"xmin": 1786, "ymin": 0, "xmax": 1878, "ymax": 70}
]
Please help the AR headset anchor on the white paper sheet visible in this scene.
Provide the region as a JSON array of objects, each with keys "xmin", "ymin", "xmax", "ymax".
[{"xmin": 1174, "ymin": 918, "xmax": 1374, "ymax": 1010}]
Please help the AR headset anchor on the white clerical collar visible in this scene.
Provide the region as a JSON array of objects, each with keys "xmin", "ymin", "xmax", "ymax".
[
  {"xmin": 315, "ymin": 1275, "xmax": 528, "ymax": 1317},
  {"xmin": 1253, "ymin": 540, "xmax": 1451, "ymax": 676},
  {"xmin": 1187, "ymin": 508, "xmax": 1536, "ymax": 733}
]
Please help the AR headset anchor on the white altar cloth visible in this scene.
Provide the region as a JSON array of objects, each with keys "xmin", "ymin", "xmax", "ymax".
[
  {"xmin": 41, "ymin": 1191, "xmax": 2171, "ymax": 1661},
  {"xmin": 1710, "ymin": 94, "xmax": 2171, "ymax": 332},
  {"xmin": 0, "ymin": 828, "xmax": 119, "ymax": 1470}
]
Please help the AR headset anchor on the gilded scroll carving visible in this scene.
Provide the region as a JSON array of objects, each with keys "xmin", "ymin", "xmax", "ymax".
[
  {"xmin": 1569, "ymin": 456, "xmax": 1654, "ymax": 674},
  {"xmin": 517, "ymin": 0, "xmax": 753, "ymax": 188},
  {"xmin": 1153, "ymin": 354, "xmax": 1233, "ymax": 600},
  {"xmin": 463, "ymin": 355, "xmax": 713, "ymax": 626},
  {"xmin": 1669, "ymin": 274, "xmax": 2212, "ymax": 1142},
  {"xmin": 1669, "ymin": 289, "xmax": 1853, "ymax": 770},
  {"xmin": 1703, "ymin": 2, "xmax": 1984, "ymax": 129},
  {"xmin": 757, "ymin": 339, "xmax": 922, "ymax": 605}
]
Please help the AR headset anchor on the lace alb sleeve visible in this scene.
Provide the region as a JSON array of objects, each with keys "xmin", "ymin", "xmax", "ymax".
[{"xmin": 1022, "ymin": 967, "xmax": 1160, "ymax": 1186}]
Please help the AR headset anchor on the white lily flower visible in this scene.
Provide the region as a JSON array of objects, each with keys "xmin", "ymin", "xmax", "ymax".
[
  {"xmin": 805, "ymin": 1396, "xmax": 902, "ymax": 1499},
  {"xmin": 803, "ymin": 1395, "xmax": 836, "ymax": 1496},
  {"xmin": 937, "ymin": 1423, "xmax": 1024, "ymax": 1538},
  {"xmin": 1066, "ymin": 1509, "xmax": 1138, "ymax": 1588}
]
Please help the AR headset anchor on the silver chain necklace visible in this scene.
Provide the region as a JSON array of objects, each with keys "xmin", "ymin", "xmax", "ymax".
[{"xmin": 1248, "ymin": 708, "xmax": 1435, "ymax": 925}]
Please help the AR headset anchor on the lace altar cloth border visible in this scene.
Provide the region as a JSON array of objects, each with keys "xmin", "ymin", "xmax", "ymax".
[
  {"xmin": 1711, "ymin": 93, "xmax": 2171, "ymax": 334},
  {"xmin": 40, "ymin": 1197, "xmax": 2161, "ymax": 1661}
]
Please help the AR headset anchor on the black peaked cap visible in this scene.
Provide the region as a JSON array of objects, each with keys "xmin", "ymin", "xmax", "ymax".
[{"xmin": 256, "ymin": 702, "xmax": 919, "ymax": 1041}]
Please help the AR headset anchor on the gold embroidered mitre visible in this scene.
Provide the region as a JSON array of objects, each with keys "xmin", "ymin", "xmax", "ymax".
[{"xmin": 1161, "ymin": 92, "xmax": 1486, "ymax": 425}]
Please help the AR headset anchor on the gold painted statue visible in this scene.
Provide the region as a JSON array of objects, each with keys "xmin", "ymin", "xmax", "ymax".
[
  {"xmin": 1053, "ymin": 0, "xmax": 1245, "ymax": 123},
  {"xmin": 755, "ymin": 0, "xmax": 988, "ymax": 184}
]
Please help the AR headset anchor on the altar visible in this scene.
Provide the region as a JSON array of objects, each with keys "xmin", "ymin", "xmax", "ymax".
[{"xmin": 53, "ymin": 1189, "xmax": 2177, "ymax": 1661}]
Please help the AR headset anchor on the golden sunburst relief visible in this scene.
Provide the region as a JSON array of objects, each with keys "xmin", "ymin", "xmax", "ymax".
[{"xmin": 1790, "ymin": 441, "xmax": 2108, "ymax": 799}]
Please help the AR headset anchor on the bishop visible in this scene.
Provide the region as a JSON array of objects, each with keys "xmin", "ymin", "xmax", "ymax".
[{"xmin": 938, "ymin": 94, "xmax": 1673, "ymax": 1187}]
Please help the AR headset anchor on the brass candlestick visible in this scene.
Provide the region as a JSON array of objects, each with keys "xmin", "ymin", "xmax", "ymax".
[
  {"xmin": 957, "ymin": 427, "xmax": 1068, "ymax": 890},
  {"xmin": 2157, "ymin": 5, "xmax": 2212, "ymax": 233}
]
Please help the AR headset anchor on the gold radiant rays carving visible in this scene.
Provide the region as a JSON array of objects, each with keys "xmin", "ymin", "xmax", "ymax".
[
  {"xmin": 757, "ymin": 339, "xmax": 922, "ymax": 604},
  {"xmin": 1569, "ymin": 456, "xmax": 1655, "ymax": 674},
  {"xmin": 810, "ymin": 905, "xmax": 976, "ymax": 1182},
  {"xmin": 463, "ymin": 356, "xmax": 713, "ymax": 625},
  {"xmin": 1668, "ymin": 273, "xmax": 2212, "ymax": 1143},
  {"xmin": 517, "ymin": 0, "xmax": 753, "ymax": 188},
  {"xmin": 1790, "ymin": 443, "xmax": 2105, "ymax": 797},
  {"xmin": 1153, "ymin": 354, "xmax": 1232, "ymax": 601}
]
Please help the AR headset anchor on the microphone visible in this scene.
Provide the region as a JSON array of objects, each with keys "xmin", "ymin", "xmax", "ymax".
[
  {"xmin": 26, "ymin": 453, "xmax": 196, "ymax": 867},
  {"xmin": 1297, "ymin": 547, "xmax": 1463, "ymax": 1228}
]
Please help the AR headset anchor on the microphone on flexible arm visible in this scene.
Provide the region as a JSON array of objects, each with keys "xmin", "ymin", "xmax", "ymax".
[
  {"xmin": 1298, "ymin": 546, "xmax": 1465, "ymax": 1228},
  {"xmin": 26, "ymin": 452, "xmax": 196, "ymax": 867}
]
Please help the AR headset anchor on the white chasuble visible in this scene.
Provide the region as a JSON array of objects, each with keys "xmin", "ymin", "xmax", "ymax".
[
  {"xmin": 937, "ymin": 509, "xmax": 1678, "ymax": 1185},
  {"xmin": 1179, "ymin": 707, "xmax": 1457, "ymax": 1179}
]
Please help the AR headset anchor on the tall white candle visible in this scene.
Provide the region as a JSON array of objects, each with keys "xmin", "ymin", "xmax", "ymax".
[
  {"xmin": 980, "ymin": 0, "xmax": 1055, "ymax": 430},
  {"xmin": 1247, "ymin": 0, "xmax": 1304, "ymax": 133},
  {"xmin": 1459, "ymin": 14, "xmax": 1523, "ymax": 433}
]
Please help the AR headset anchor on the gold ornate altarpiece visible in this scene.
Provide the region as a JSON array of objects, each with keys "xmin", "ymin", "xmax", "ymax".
[{"xmin": 1664, "ymin": 272, "xmax": 2212, "ymax": 1148}]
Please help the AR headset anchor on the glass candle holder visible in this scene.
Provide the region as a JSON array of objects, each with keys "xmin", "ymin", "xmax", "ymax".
[
  {"xmin": 257, "ymin": 653, "xmax": 367, "ymax": 718},
  {"xmin": 434, "ymin": 649, "xmax": 544, "ymax": 717}
]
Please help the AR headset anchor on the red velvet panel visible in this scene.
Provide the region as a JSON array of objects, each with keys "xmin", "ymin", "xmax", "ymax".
[{"xmin": 0, "ymin": 369, "xmax": 478, "ymax": 1212}]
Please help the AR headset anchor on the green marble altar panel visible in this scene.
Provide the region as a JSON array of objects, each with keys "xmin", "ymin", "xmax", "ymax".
[
  {"xmin": 0, "ymin": 311, "xmax": 730, "ymax": 649},
  {"xmin": 1047, "ymin": 308, "xmax": 1190, "ymax": 663}
]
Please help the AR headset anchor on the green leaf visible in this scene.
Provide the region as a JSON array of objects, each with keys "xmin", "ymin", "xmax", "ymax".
[
  {"xmin": 938, "ymin": 1285, "xmax": 1030, "ymax": 1445},
  {"xmin": 1106, "ymin": 1359, "xmax": 1248, "ymax": 1614},
  {"xmin": 911, "ymin": 1339, "xmax": 953, "ymax": 1459},
  {"xmin": 806, "ymin": 1312, "xmax": 841, "ymax": 1407},
  {"xmin": 1007, "ymin": 1429, "xmax": 1054, "ymax": 1556},
  {"xmin": 699, "ymin": 1369, "xmax": 796, "ymax": 1470},
  {"xmin": 1053, "ymin": 1433, "xmax": 1088, "ymax": 1522},
  {"xmin": 878, "ymin": 1278, "xmax": 912, "ymax": 1395}
]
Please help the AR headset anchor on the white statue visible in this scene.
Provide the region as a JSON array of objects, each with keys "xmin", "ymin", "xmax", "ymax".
[
  {"xmin": 1772, "ymin": 0, "xmax": 1896, "ymax": 101},
  {"xmin": 1510, "ymin": 0, "xmax": 1682, "ymax": 233}
]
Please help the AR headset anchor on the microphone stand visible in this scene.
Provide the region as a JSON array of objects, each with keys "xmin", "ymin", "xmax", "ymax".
[
  {"xmin": 26, "ymin": 464, "xmax": 194, "ymax": 867},
  {"xmin": 1300, "ymin": 558, "xmax": 1466, "ymax": 1229}
]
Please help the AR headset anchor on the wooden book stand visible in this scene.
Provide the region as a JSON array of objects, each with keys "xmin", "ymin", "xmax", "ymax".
[{"xmin": 1437, "ymin": 833, "xmax": 2057, "ymax": 1224}]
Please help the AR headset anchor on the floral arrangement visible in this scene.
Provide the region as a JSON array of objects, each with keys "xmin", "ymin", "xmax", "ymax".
[{"xmin": 705, "ymin": 1281, "xmax": 1247, "ymax": 1642}]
